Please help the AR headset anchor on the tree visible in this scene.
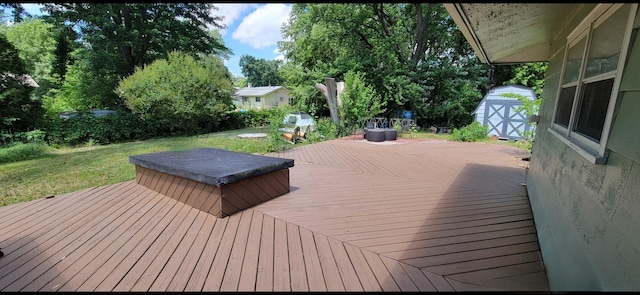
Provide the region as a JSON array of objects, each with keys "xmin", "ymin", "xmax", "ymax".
[
  {"xmin": 1, "ymin": 3, "xmax": 30, "ymax": 23},
  {"xmin": 0, "ymin": 17, "xmax": 57, "ymax": 99},
  {"xmin": 40, "ymin": 4, "xmax": 232, "ymax": 110},
  {"xmin": 339, "ymin": 70, "xmax": 385, "ymax": 131},
  {"xmin": 43, "ymin": 3, "xmax": 231, "ymax": 75},
  {"xmin": 239, "ymin": 54, "xmax": 283, "ymax": 87},
  {"xmin": 278, "ymin": 3, "xmax": 488, "ymax": 128},
  {"xmin": 0, "ymin": 33, "xmax": 43, "ymax": 133},
  {"xmin": 117, "ymin": 51, "xmax": 234, "ymax": 134},
  {"xmin": 491, "ymin": 62, "xmax": 548, "ymax": 98}
]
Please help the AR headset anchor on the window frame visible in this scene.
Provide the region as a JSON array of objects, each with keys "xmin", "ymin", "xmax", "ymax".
[{"xmin": 549, "ymin": 3, "xmax": 637, "ymax": 164}]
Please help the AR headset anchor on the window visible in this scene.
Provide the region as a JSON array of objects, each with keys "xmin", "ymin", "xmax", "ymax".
[
  {"xmin": 255, "ymin": 97, "xmax": 261, "ymax": 103},
  {"xmin": 550, "ymin": 4, "xmax": 637, "ymax": 164},
  {"xmin": 279, "ymin": 97, "xmax": 284, "ymax": 102}
]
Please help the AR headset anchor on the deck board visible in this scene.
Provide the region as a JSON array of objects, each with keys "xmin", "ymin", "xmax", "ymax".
[{"xmin": 0, "ymin": 138, "xmax": 547, "ymax": 292}]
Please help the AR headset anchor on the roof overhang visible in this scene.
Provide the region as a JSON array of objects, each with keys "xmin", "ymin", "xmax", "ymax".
[{"xmin": 444, "ymin": 3, "xmax": 588, "ymax": 65}]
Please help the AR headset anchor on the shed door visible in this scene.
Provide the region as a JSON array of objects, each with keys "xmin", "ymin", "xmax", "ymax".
[{"xmin": 483, "ymin": 100, "xmax": 529, "ymax": 139}]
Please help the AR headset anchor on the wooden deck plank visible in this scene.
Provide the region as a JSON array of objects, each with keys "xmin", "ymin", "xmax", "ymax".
[
  {"xmin": 0, "ymin": 184, "xmax": 119, "ymax": 254},
  {"xmin": 183, "ymin": 215, "xmax": 229, "ymax": 291},
  {"xmin": 342, "ymin": 242, "xmax": 382, "ymax": 291},
  {"xmin": 5, "ymin": 188, "xmax": 146, "ymax": 291},
  {"xmin": 148, "ymin": 210, "xmax": 209, "ymax": 291},
  {"xmin": 0, "ymin": 182, "xmax": 139, "ymax": 290},
  {"xmin": 360, "ymin": 249, "xmax": 400, "ymax": 291},
  {"xmin": 421, "ymin": 251, "xmax": 544, "ymax": 276},
  {"xmin": 165, "ymin": 213, "xmax": 218, "ymax": 291},
  {"xmin": 312, "ymin": 232, "xmax": 345, "ymax": 291},
  {"xmin": 379, "ymin": 255, "xmax": 420, "ymax": 291},
  {"xmin": 327, "ymin": 237, "xmax": 363, "ymax": 291},
  {"xmin": 92, "ymin": 199, "xmax": 185, "ymax": 291},
  {"xmin": 200, "ymin": 212, "xmax": 243, "ymax": 291},
  {"xmin": 23, "ymin": 187, "xmax": 158, "ymax": 291},
  {"xmin": 272, "ymin": 218, "xmax": 290, "ymax": 291},
  {"xmin": 0, "ymin": 138, "xmax": 546, "ymax": 292},
  {"xmin": 255, "ymin": 214, "xmax": 275, "ymax": 291},
  {"xmin": 219, "ymin": 210, "xmax": 254, "ymax": 291},
  {"xmin": 299, "ymin": 227, "xmax": 327, "ymax": 291},
  {"xmin": 363, "ymin": 223, "xmax": 536, "ymax": 253},
  {"xmin": 367, "ymin": 227, "xmax": 537, "ymax": 258},
  {"xmin": 287, "ymin": 222, "xmax": 308, "ymax": 291},
  {"xmin": 398, "ymin": 262, "xmax": 438, "ymax": 292},
  {"xmin": 406, "ymin": 242, "xmax": 540, "ymax": 269},
  {"xmin": 114, "ymin": 203, "xmax": 195, "ymax": 291},
  {"xmin": 421, "ymin": 269, "xmax": 456, "ymax": 291},
  {"xmin": 336, "ymin": 213, "xmax": 533, "ymax": 242},
  {"xmin": 73, "ymin": 192, "xmax": 176, "ymax": 291},
  {"xmin": 237, "ymin": 210, "xmax": 264, "ymax": 291}
]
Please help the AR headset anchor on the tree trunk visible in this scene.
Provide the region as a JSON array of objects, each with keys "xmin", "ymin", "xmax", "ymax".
[{"xmin": 315, "ymin": 78, "xmax": 339, "ymax": 123}]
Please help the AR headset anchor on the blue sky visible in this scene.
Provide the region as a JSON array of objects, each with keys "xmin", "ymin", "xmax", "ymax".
[{"xmin": 15, "ymin": 3, "xmax": 292, "ymax": 78}]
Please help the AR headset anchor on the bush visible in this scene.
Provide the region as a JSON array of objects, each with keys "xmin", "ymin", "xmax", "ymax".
[
  {"xmin": 451, "ymin": 121, "xmax": 489, "ymax": 142},
  {"xmin": 117, "ymin": 51, "xmax": 235, "ymax": 135},
  {"xmin": 44, "ymin": 111, "xmax": 161, "ymax": 146},
  {"xmin": 0, "ymin": 143, "xmax": 50, "ymax": 164}
]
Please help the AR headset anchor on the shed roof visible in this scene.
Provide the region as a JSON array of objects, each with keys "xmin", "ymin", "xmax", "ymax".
[
  {"xmin": 233, "ymin": 86, "xmax": 285, "ymax": 97},
  {"xmin": 473, "ymin": 85, "xmax": 536, "ymax": 114}
]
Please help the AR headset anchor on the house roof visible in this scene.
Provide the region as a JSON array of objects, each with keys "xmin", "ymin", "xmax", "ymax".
[
  {"xmin": 1, "ymin": 73, "xmax": 39, "ymax": 87},
  {"xmin": 233, "ymin": 86, "xmax": 285, "ymax": 97},
  {"xmin": 473, "ymin": 84, "xmax": 536, "ymax": 114},
  {"xmin": 444, "ymin": 3, "xmax": 594, "ymax": 64}
]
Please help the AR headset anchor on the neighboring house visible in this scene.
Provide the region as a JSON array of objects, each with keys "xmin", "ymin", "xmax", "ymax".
[
  {"xmin": 473, "ymin": 84, "xmax": 536, "ymax": 140},
  {"xmin": 446, "ymin": 3, "xmax": 640, "ymax": 291},
  {"xmin": 232, "ymin": 84, "xmax": 292, "ymax": 110}
]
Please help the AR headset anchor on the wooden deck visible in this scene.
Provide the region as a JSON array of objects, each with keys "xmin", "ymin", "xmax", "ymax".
[{"xmin": 0, "ymin": 138, "xmax": 548, "ymax": 291}]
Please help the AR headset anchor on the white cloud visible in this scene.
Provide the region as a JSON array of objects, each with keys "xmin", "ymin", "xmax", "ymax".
[
  {"xmin": 211, "ymin": 3, "xmax": 258, "ymax": 35},
  {"xmin": 232, "ymin": 4, "xmax": 291, "ymax": 49}
]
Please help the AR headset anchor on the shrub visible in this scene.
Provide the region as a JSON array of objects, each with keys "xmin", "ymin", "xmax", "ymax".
[
  {"xmin": 44, "ymin": 111, "xmax": 161, "ymax": 146},
  {"xmin": 451, "ymin": 121, "xmax": 489, "ymax": 142},
  {"xmin": 117, "ymin": 51, "xmax": 235, "ymax": 135},
  {"xmin": 0, "ymin": 143, "xmax": 50, "ymax": 164}
]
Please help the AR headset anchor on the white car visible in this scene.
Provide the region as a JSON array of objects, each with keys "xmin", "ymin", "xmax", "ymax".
[{"xmin": 282, "ymin": 111, "xmax": 316, "ymax": 132}]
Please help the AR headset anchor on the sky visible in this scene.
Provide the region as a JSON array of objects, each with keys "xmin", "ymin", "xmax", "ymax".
[{"xmin": 15, "ymin": 3, "xmax": 292, "ymax": 78}]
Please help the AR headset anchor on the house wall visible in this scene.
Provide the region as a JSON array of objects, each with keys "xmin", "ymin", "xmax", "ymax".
[
  {"xmin": 260, "ymin": 89, "xmax": 292, "ymax": 109},
  {"xmin": 238, "ymin": 89, "xmax": 292, "ymax": 110},
  {"xmin": 527, "ymin": 6, "xmax": 640, "ymax": 291}
]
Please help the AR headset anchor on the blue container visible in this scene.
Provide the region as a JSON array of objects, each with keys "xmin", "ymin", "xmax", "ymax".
[{"xmin": 402, "ymin": 110, "xmax": 413, "ymax": 119}]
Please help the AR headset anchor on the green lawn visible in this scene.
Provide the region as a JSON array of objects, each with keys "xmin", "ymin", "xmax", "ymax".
[
  {"xmin": 0, "ymin": 127, "xmax": 276, "ymax": 207},
  {"xmin": 0, "ymin": 127, "xmax": 527, "ymax": 207}
]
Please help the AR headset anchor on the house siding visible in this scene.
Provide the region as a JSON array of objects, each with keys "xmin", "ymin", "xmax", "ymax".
[
  {"xmin": 234, "ymin": 88, "xmax": 292, "ymax": 110},
  {"xmin": 527, "ymin": 6, "xmax": 640, "ymax": 291}
]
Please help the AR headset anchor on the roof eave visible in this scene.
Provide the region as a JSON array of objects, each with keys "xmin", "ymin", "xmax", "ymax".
[{"xmin": 444, "ymin": 3, "xmax": 490, "ymax": 64}]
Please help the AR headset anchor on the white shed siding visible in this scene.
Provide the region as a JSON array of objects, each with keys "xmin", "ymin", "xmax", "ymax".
[{"xmin": 473, "ymin": 85, "xmax": 536, "ymax": 139}]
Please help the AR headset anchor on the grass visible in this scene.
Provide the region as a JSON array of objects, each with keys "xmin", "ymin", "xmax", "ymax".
[
  {"xmin": 0, "ymin": 127, "xmax": 279, "ymax": 207},
  {"xmin": 0, "ymin": 126, "xmax": 527, "ymax": 207}
]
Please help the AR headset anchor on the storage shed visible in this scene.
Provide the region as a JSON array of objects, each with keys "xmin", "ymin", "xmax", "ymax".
[{"xmin": 473, "ymin": 84, "xmax": 536, "ymax": 140}]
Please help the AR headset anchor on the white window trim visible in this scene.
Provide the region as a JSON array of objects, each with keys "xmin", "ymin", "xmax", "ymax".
[{"xmin": 549, "ymin": 3, "xmax": 637, "ymax": 165}]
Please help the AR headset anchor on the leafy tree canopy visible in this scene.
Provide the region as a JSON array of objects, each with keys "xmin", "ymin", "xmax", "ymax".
[
  {"xmin": 1, "ymin": 33, "xmax": 43, "ymax": 132},
  {"xmin": 278, "ymin": 3, "xmax": 489, "ymax": 127},
  {"xmin": 239, "ymin": 54, "xmax": 283, "ymax": 87},
  {"xmin": 43, "ymin": 3, "xmax": 231, "ymax": 75}
]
